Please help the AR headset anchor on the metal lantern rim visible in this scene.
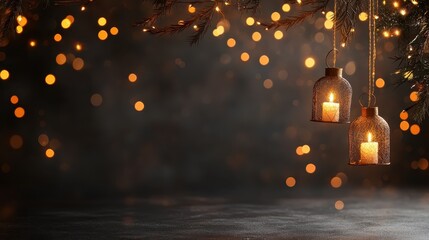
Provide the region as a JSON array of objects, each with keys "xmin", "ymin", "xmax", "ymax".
[
  {"xmin": 310, "ymin": 119, "xmax": 350, "ymax": 124},
  {"xmin": 348, "ymin": 162, "xmax": 391, "ymax": 166}
]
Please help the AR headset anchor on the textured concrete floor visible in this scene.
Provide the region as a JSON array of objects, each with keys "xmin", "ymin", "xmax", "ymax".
[{"xmin": 2, "ymin": 191, "xmax": 429, "ymax": 239}]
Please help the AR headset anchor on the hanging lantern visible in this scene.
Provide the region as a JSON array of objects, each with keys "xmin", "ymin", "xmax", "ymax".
[
  {"xmin": 311, "ymin": 68, "xmax": 352, "ymax": 123},
  {"xmin": 349, "ymin": 107, "xmax": 390, "ymax": 165}
]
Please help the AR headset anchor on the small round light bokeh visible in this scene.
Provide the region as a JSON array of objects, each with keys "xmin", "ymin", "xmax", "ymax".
[
  {"xmin": 311, "ymin": 68, "xmax": 352, "ymax": 123},
  {"xmin": 349, "ymin": 107, "xmax": 390, "ymax": 166}
]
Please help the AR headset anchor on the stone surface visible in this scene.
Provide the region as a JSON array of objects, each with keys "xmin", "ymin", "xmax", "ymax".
[{"xmin": 2, "ymin": 191, "xmax": 429, "ymax": 239}]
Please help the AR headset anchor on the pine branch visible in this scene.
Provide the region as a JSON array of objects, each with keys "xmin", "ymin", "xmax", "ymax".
[
  {"xmin": 260, "ymin": 0, "xmax": 329, "ymax": 30},
  {"xmin": 379, "ymin": 1, "xmax": 429, "ymax": 122},
  {"xmin": 0, "ymin": 0, "xmax": 90, "ymax": 40}
]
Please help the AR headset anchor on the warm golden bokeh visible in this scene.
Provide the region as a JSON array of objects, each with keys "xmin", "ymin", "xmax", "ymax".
[
  {"xmin": 263, "ymin": 79, "xmax": 273, "ymax": 89},
  {"xmin": 240, "ymin": 52, "xmax": 250, "ymax": 62},
  {"xmin": 14, "ymin": 107, "xmax": 25, "ymax": 118},
  {"xmin": 75, "ymin": 43, "xmax": 83, "ymax": 51},
  {"xmin": 98, "ymin": 17, "xmax": 107, "ymax": 26},
  {"xmin": 306, "ymin": 163, "xmax": 316, "ymax": 174},
  {"xmin": 134, "ymin": 101, "xmax": 145, "ymax": 111},
  {"xmin": 54, "ymin": 33, "xmax": 62, "ymax": 42},
  {"xmin": 296, "ymin": 146, "xmax": 303, "ymax": 156},
  {"xmin": 330, "ymin": 176, "xmax": 342, "ymax": 188},
  {"xmin": 282, "ymin": 3, "xmax": 291, "ymax": 12},
  {"xmin": 188, "ymin": 5, "xmax": 196, "ymax": 14},
  {"xmin": 305, "ymin": 57, "xmax": 316, "ymax": 68},
  {"xmin": 285, "ymin": 177, "xmax": 296, "ymax": 187},
  {"xmin": 271, "ymin": 12, "xmax": 281, "ymax": 21},
  {"xmin": 45, "ymin": 74, "xmax": 56, "ymax": 85},
  {"xmin": 245, "ymin": 17, "xmax": 255, "ymax": 26},
  {"xmin": 324, "ymin": 20, "xmax": 333, "ymax": 29},
  {"xmin": 400, "ymin": 121, "xmax": 410, "ymax": 131},
  {"xmin": 359, "ymin": 12, "xmax": 368, "ymax": 21},
  {"xmin": 335, "ymin": 200, "xmax": 344, "ymax": 210},
  {"xmin": 400, "ymin": 111, "xmax": 408, "ymax": 120},
  {"xmin": 226, "ymin": 38, "xmax": 236, "ymax": 48},
  {"xmin": 259, "ymin": 55, "xmax": 269, "ymax": 66},
  {"xmin": 410, "ymin": 124, "xmax": 420, "ymax": 135},
  {"xmin": 252, "ymin": 32, "xmax": 262, "ymax": 42},
  {"xmin": 375, "ymin": 78, "xmax": 385, "ymax": 88},
  {"xmin": 409, "ymin": 91, "xmax": 419, "ymax": 102},
  {"xmin": 61, "ymin": 18, "xmax": 72, "ymax": 29},
  {"xmin": 110, "ymin": 27, "xmax": 119, "ymax": 35},
  {"xmin": 10, "ymin": 95, "xmax": 19, "ymax": 104},
  {"xmin": 128, "ymin": 73, "xmax": 138, "ymax": 82},
  {"xmin": 17, "ymin": 15, "xmax": 28, "ymax": 27},
  {"xmin": 98, "ymin": 30, "xmax": 108, "ymax": 40},
  {"xmin": 1, "ymin": 69, "xmax": 10, "ymax": 80},
  {"xmin": 45, "ymin": 148, "xmax": 55, "ymax": 158},
  {"xmin": 302, "ymin": 145, "xmax": 311, "ymax": 154},
  {"xmin": 56, "ymin": 53, "xmax": 67, "ymax": 65},
  {"xmin": 274, "ymin": 30, "xmax": 283, "ymax": 40}
]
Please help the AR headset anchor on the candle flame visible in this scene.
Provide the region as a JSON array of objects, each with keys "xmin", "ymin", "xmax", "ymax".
[
  {"xmin": 329, "ymin": 92, "xmax": 334, "ymax": 102},
  {"xmin": 367, "ymin": 132, "xmax": 373, "ymax": 142}
]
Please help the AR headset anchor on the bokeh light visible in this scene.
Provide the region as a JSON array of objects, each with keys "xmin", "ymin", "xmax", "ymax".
[
  {"xmin": 45, "ymin": 148, "xmax": 55, "ymax": 158},
  {"xmin": 252, "ymin": 32, "xmax": 262, "ymax": 42},
  {"xmin": 98, "ymin": 30, "xmax": 108, "ymax": 40},
  {"xmin": 259, "ymin": 55, "xmax": 269, "ymax": 66},
  {"xmin": 400, "ymin": 121, "xmax": 409, "ymax": 131},
  {"xmin": 285, "ymin": 177, "xmax": 296, "ymax": 187},
  {"xmin": 263, "ymin": 79, "xmax": 273, "ymax": 89},
  {"xmin": 128, "ymin": 73, "xmax": 138, "ymax": 82},
  {"xmin": 98, "ymin": 17, "xmax": 107, "ymax": 26},
  {"xmin": 0, "ymin": 69, "xmax": 10, "ymax": 80},
  {"xmin": 10, "ymin": 95, "xmax": 19, "ymax": 104},
  {"xmin": 410, "ymin": 124, "xmax": 420, "ymax": 135},
  {"xmin": 335, "ymin": 200, "xmax": 344, "ymax": 210},
  {"xmin": 14, "ymin": 107, "xmax": 25, "ymax": 118},
  {"xmin": 56, "ymin": 53, "xmax": 67, "ymax": 65},
  {"xmin": 240, "ymin": 52, "xmax": 250, "ymax": 62},
  {"xmin": 45, "ymin": 74, "xmax": 56, "ymax": 85},
  {"xmin": 375, "ymin": 78, "xmax": 385, "ymax": 88},
  {"xmin": 226, "ymin": 38, "xmax": 236, "ymax": 47},
  {"xmin": 305, "ymin": 57, "xmax": 316, "ymax": 68},
  {"xmin": 134, "ymin": 101, "xmax": 145, "ymax": 111},
  {"xmin": 330, "ymin": 176, "xmax": 342, "ymax": 188},
  {"xmin": 306, "ymin": 163, "xmax": 316, "ymax": 174},
  {"xmin": 282, "ymin": 3, "xmax": 291, "ymax": 12},
  {"xmin": 400, "ymin": 111, "xmax": 408, "ymax": 120},
  {"xmin": 246, "ymin": 17, "xmax": 255, "ymax": 26}
]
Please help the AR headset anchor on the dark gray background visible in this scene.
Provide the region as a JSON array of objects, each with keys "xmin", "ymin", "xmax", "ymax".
[{"xmin": 0, "ymin": 0, "xmax": 427, "ymax": 202}]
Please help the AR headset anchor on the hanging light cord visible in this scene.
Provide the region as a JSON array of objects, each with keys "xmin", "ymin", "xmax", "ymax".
[
  {"xmin": 333, "ymin": 0, "xmax": 337, "ymax": 67},
  {"xmin": 368, "ymin": 0, "xmax": 377, "ymax": 106}
]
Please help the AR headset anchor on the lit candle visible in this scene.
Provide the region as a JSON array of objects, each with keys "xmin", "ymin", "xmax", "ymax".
[
  {"xmin": 360, "ymin": 132, "xmax": 378, "ymax": 164},
  {"xmin": 322, "ymin": 92, "xmax": 339, "ymax": 122}
]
